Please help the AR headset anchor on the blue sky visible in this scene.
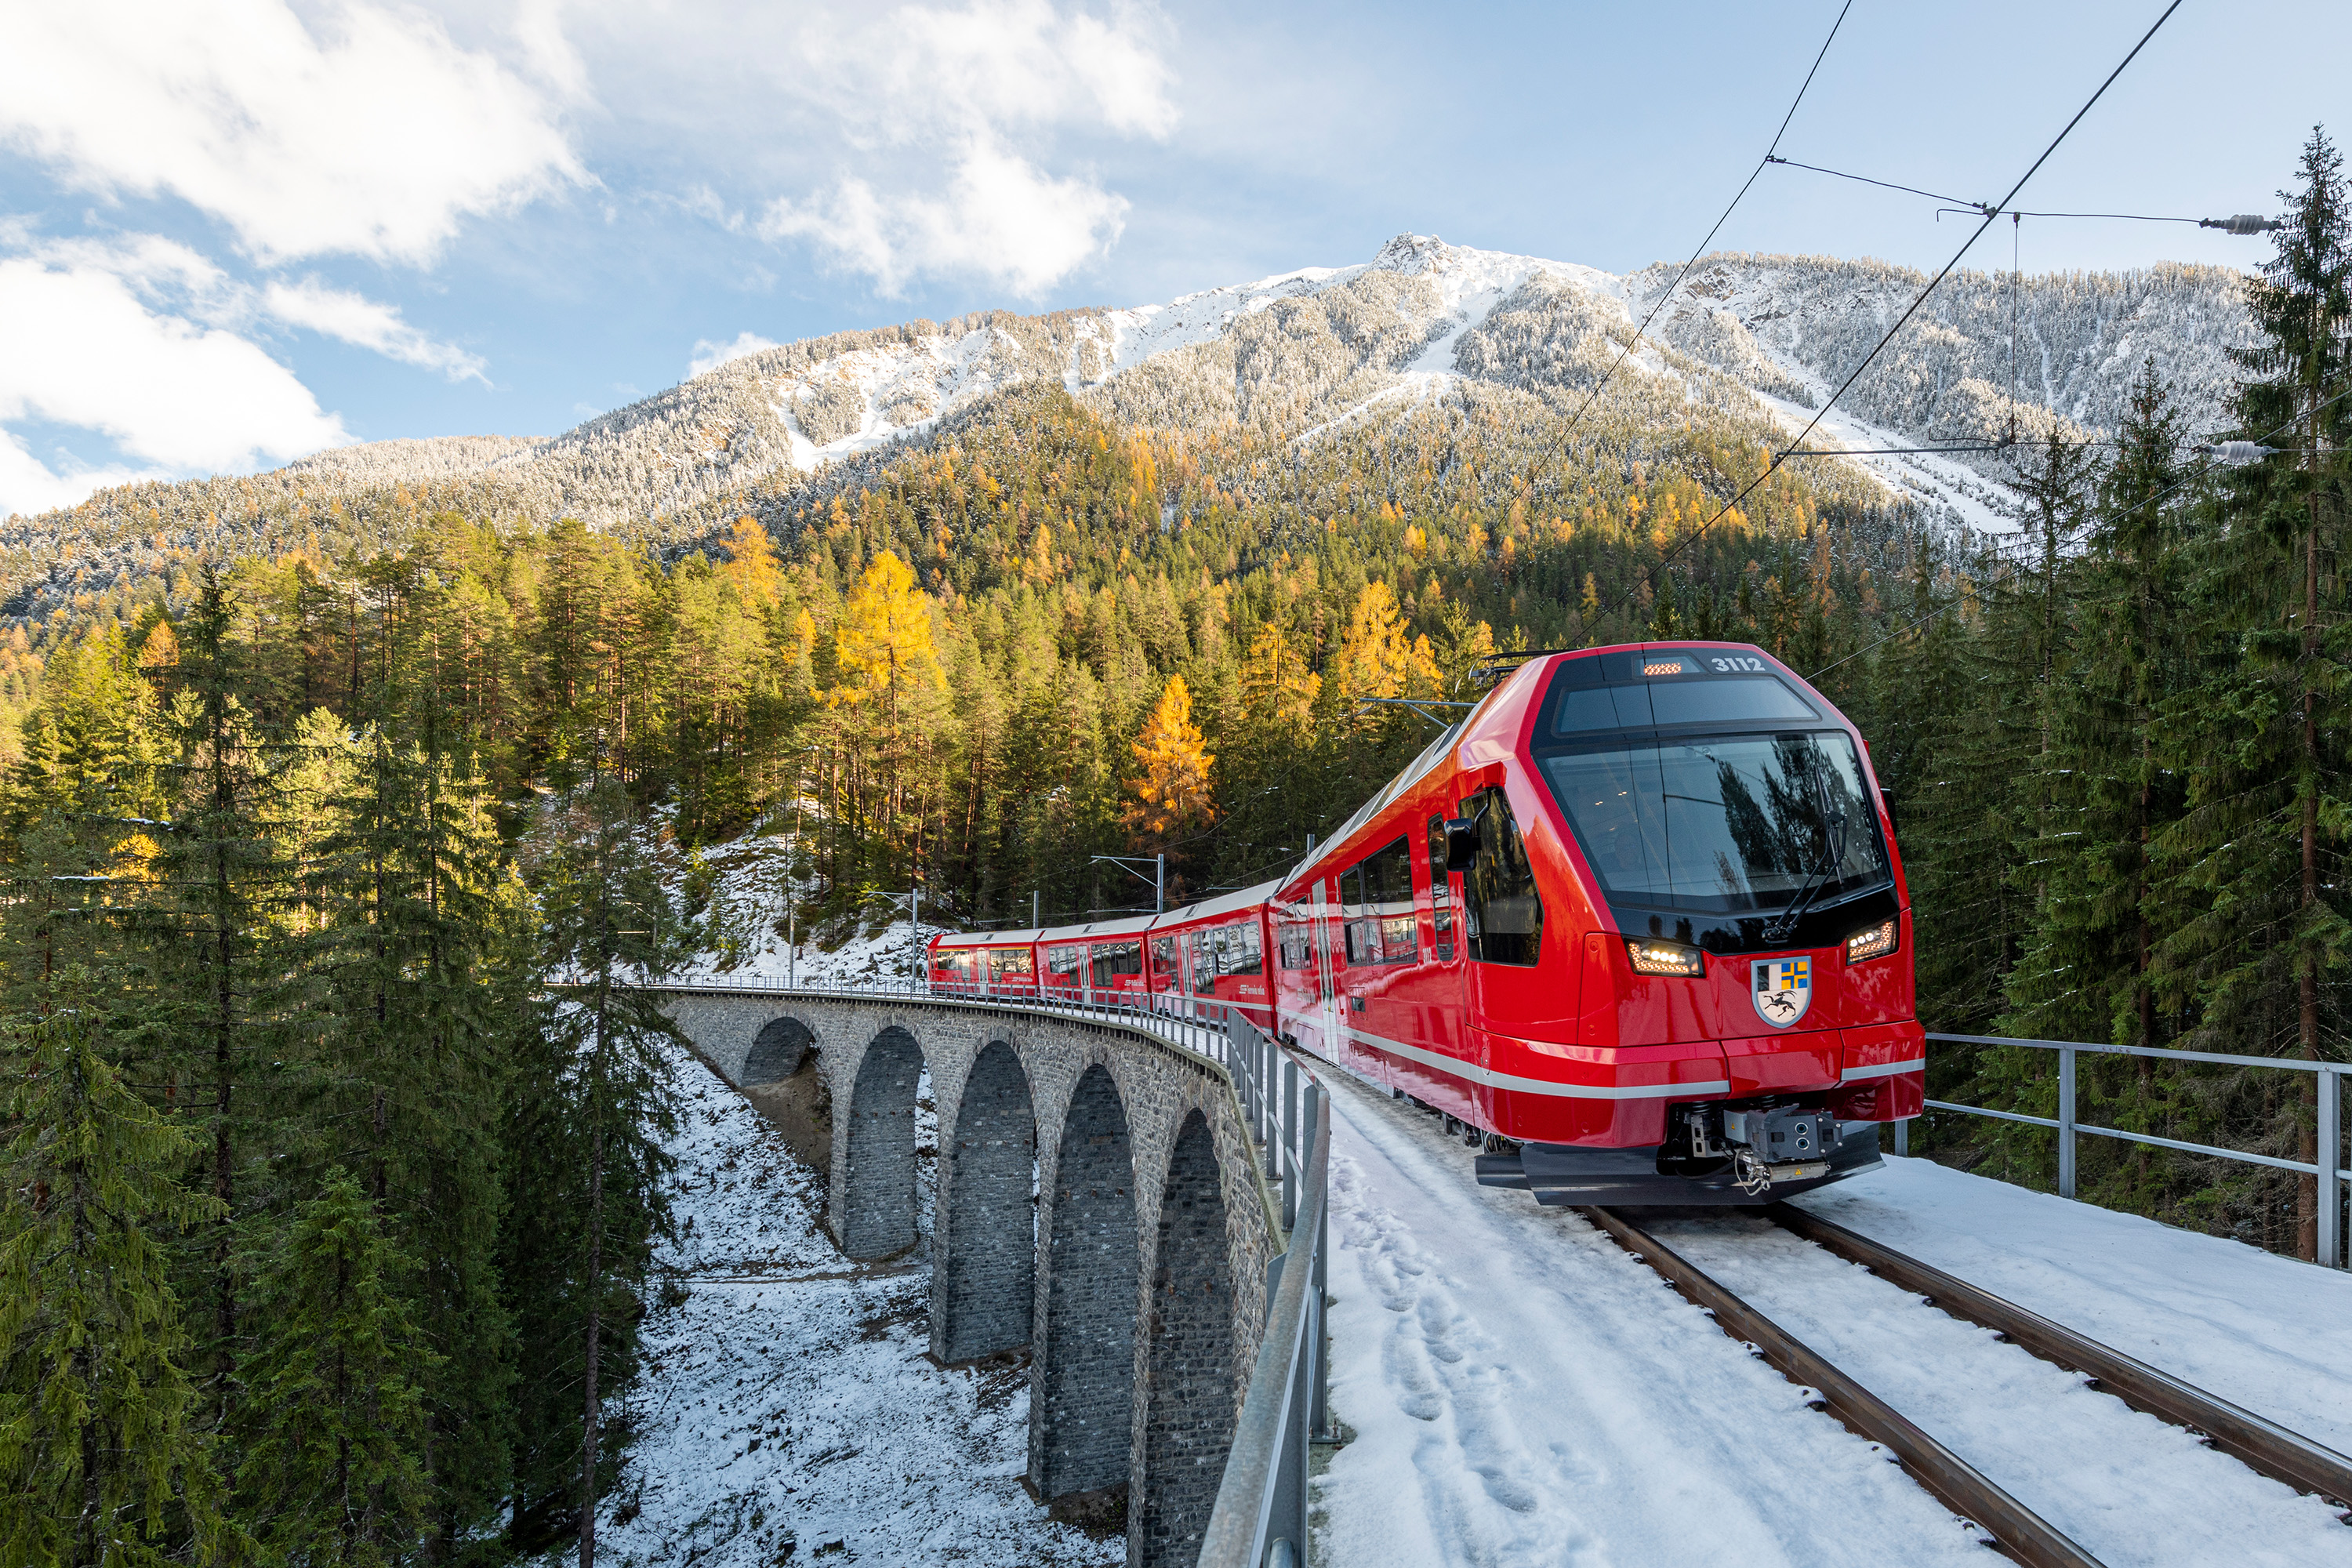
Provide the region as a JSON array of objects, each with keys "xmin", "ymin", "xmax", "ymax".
[{"xmin": 2, "ymin": 0, "xmax": 2347, "ymax": 517}]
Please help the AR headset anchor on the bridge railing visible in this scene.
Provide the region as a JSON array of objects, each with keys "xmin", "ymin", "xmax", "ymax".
[
  {"xmin": 650, "ymin": 972, "xmax": 1242, "ymax": 1069},
  {"xmin": 1918, "ymin": 1032, "xmax": 2349, "ymax": 1269},
  {"xmin": 1203, "ymin": 1011, "xmax": 1330, "ymax": 1568}
]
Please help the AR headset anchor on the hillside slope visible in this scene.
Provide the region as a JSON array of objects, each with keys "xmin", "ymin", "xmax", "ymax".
[{"xmin": 2, "ymin": 234, "xmax": 2250, "ymax": 619}]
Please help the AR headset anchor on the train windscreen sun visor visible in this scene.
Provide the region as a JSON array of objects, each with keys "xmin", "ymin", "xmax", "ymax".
[{"xmin": 1538, "ymin": 731, "xmax": 1891, "ymax": 916}]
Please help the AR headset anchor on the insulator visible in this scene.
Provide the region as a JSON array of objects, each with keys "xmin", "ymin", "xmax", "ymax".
[
  {"xmin": 2200, "ymin": 214, "xmax": 2279, "ymax": 235},
  {"xmin": 2195, "ymin": 441, "xmax": 2280, "ymax": 464}
]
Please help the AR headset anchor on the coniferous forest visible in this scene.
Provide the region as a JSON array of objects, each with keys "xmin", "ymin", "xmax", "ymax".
[{"xmin": 2, "ymin": 131, "xmax": 2347, "ymax": 1564}]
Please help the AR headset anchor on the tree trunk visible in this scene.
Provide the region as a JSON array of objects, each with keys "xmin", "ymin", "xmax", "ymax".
[{"xmin": 2299, "ymin": 503, "xmax": 2321, "ymax": 1261}]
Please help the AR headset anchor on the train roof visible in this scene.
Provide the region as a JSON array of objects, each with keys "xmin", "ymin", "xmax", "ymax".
[
  {"xmin": 929, "ymin": 877, "xmax": 1283, "ymax": 953},
  {"xmin": 1152, "ymin": 878, "xmax": 1282, "ymax": 928},
  {"xmin": 931, "ymin": 927, "xmax": 1047, "ymax": 949}
]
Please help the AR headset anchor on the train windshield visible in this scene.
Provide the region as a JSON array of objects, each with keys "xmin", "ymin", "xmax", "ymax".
[{"xmin": 1538, "ymin": 731, "xmax": 1889, "ymax": 916}]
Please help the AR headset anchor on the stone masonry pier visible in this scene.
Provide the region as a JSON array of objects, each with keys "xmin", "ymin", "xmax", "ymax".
[{"xmin": 650, "ymin": 987, "xmax": 1286, "ymax": 1568}]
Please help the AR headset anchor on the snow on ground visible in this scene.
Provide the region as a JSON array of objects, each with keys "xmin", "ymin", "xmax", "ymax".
[
  {"xmin": 585, "ymin": 1042, "xmax": 1119, "ymax": 1566},
  {"xmin": 1791, "ymin": 1156, "xmax": 2352, "ymax": 1454},
  {"xmin": 1314, "ymin": 1065, "xmax": 2352, "ymax": 1566},
  {"xmin": 661, "ymin": 833, "xmax": 946, "ymax": 991},
  {"xmin": 1647, "ymin": 1205, "xmax": 2352, "ymax": 1567},
  {"xmin": 1312, "ymin": 1071, "xmax": 1999, "ymax": 1568}
]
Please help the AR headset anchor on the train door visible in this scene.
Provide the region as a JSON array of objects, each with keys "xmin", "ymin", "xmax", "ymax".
[
  {"xmin": 1312, "ymin": 877, "xmax": 1341, "ymax": 1065},
  {"xmin": 1149, "ymin": 931, "xmax": 1181, "ymax": 1016},
  {"xmin": 1458, "ymin": 785, "xmax": 1548, "ymax": 1047},
  {"xmin": 1407, "ymin": 811, "xmax": 1472, "ymax": 1112}
]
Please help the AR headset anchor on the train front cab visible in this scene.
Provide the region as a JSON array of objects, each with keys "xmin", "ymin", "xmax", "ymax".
[
  {"xmin": 1286, "ymin": 641, "xmax": 1922, "ymax": 1207},
  {"xmin": 1477, "ymin": 641, "xmax": 1922, "ymax": 1204}
]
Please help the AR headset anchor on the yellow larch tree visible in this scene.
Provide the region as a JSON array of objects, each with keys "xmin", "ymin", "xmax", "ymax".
[
  {"xmin": 719, "ymin": 517, "xmax": 783, "ymax": 612},
  {"xmin": 1237, "ymin": 622, "xmax": 1319, "ymax": 738},
  {"xmin": 830, "ymin": 550, "xmax": 948, "ymax": 871},
  {"xmin": 1331, "ymin": 580, "xmax": 1443, "ymax": 707},
  {"xmin": 1123, "ymin": 673, "xmax": 1216, "ymax": 845}
]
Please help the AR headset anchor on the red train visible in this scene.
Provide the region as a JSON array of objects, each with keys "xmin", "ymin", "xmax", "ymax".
[{"xmin": 929, "ymin": 641, "xmax": 1922, "ymax": 1204}]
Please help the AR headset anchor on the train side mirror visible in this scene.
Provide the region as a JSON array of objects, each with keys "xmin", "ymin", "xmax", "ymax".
[
  {"xmin": 1443, "ymin": 817, "xmax": 1479, "ymax": 874},
  {"xmin": 1879, "ymin": 788, "xmax": 1899, "ymax": 835}
]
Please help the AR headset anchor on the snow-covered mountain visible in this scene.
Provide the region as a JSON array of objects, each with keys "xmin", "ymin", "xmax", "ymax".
[{"xmin": 4, "ymin": 235, "xmax": 2254, "ymax": 608}]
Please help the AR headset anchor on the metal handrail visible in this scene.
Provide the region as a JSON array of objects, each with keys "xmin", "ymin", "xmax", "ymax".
[
  {"xmin": 646, "ymin": 973, "xmax": 1240, "ymax": 1068},
  {"xmin": 1920, "ymin": 1031, "xmax": 2348, "ymax": 1269},
  {"xmin": 1202, "ymin": 1018, "xmax": 1330, "ymax": 1568}
]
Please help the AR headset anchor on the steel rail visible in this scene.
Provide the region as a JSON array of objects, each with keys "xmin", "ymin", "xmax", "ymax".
[
  {"xmin": 1581, "ymin": 1206, "xmax": 2106, "ymax": 1568},
  {"xmin": 1762, "ymin": 1203, "xmax": 2352, "ymax": 1506}
]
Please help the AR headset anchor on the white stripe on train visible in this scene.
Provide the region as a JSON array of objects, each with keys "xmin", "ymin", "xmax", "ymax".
[{"xmin": 1344, "ymin": 1027, "xmax": 1922, "ymax": 1099}]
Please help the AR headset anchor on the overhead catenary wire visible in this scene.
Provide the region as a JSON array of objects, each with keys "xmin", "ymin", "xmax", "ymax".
[
  {"xmin": 1554, "ymin": 0, "xmax": 1853, "ymax": 450},
  {"xmin": 1801, "ymin": 376, "xmax": 2352, "ymax": 684},
  {"xmin": 1776, "ymin": 154, "xmax": 2258, "ymax": 227},
  {"xmin": 1608, "ymin": 0, "xmax": 2188, "ymax": 625}
]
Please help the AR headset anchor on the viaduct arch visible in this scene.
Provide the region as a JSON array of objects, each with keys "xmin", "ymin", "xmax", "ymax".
[{"xmin": 651, "ymin": 988, "xmax": 1284, "ymax": 1568}]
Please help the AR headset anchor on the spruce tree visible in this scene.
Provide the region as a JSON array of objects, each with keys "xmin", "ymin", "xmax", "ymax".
[
  {"xmin": 0, "ymin": 1004, "xmax": 224, "ymax": 1567},
  {"xmin": 232, "ymin": 1170, "xmax": 434, "ymax": 1568},
  {"xmin": 506, "ymin": 775, "xmax": 681, "ymax": 1563},
  {"xmin": 141, "ymin": 569, "xmax": 309, "ymax": 1430},
  {"xmin": 314, "ymin": 561, "xmax": 518, "ymax": 1550},
  {"xmin": 2158, "ymin": 125, "xmax": 2352, "ymax": 1257}
]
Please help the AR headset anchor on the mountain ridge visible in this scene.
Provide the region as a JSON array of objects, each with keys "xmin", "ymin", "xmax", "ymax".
[{"xmin": 2, "ymin": 234, "xmax": 2253, "ymax": 619}]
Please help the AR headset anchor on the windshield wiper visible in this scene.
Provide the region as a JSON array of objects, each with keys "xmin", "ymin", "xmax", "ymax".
[{"xmin": 1763, "ymin": 753, "xmax": 1847, "ymax": 945}]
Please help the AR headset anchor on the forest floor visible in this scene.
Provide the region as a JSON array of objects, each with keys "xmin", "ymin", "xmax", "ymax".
[{"xmin": 573, "ymin": 1042, "xmax": 1121, "ymax": 1567}]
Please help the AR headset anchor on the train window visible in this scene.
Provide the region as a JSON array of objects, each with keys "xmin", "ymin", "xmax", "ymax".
[
  {"xmin": 987, "ymin": 947, "xmax": 1035, "ymax": 979},
  {"xmin": 1089, "ymin": 938, "xmax": 1142, "ymax": 987},
  {"xmin": 1150, "ymin": 934, "xmax": 1178, "ymax": 986},
  {"xmin": 1046, "ymin": 944, "xmax": 1082, "ymax": 979},
  {"xmin": 1367, "ymin": 836, "xmax": 1416, "ymax": 963},
  {"xmin": 1341, "ymin": 839, "xmax": 1417, "ymax": 964},
  {"xmin": 1538, "ymin": 731, "xmax": 1889, "ymax": 915},
  {"xmin": 1426, "ymin": 817, "xmax": 1456, "ymax": 961},
  {"xmin": 1185, "ymin": 923, "xmax": 1261, "ymax": 993},
  {"xmin": 1338, "ymin": 863, "xmax": 1369, "ymax": 965},
  {"xmin": 935, "ymin": 949, "xmax": 977, "ymax": 983},
  {"xmin": 1278, "ymin": 926, "xmax": 1313, "ymax": 970},
  {"xmin": 1461, "ymin": 786, "xmax": 1544, "ymax": 966}
]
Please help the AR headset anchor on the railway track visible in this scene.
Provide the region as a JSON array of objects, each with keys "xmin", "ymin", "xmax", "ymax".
[{"xmin": 1581, "ymin": 1204, "xmax": 2352, "ymax": 1568}]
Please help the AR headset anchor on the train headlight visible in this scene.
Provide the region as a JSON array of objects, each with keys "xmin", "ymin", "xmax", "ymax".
[
  {"xmin": 1845, "ymin": 918, "xmax": 1899, "ymax": 964},
  {"xmin": 1625, "ymin": 937, "xmax": 1705, "ymax": 977}
]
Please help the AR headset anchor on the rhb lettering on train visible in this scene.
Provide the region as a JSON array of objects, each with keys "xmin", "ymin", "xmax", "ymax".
[{"xmin": 1751, "ymin": 956, "xmax": 1812, "ymax": 1029}]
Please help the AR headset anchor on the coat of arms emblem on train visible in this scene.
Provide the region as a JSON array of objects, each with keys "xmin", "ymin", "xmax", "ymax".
[{"xmin": 1751, "ymin": 956, "xmax": 1811, "ymax": 1029}]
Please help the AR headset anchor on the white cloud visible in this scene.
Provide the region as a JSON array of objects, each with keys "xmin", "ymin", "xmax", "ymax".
[
  {"xmin": 0, "ymin": 255, "xmax": 350, "ymax": 517},
  {"xmin": 732, "ymin": 0, "xmax": 1174, "ymax": 295},
  {"xmin": 0, "ymin": 0, "xmax": 583, "ymax": 266},
  {"xmin": 688, "ymin": 332, "xmax": 782, "ymax": 379},
  {"xmin": 795, "ymin": 0, "xmax": 1178, "ymax": 144},
  {"xmin": 762, "ymin": 136, "xmax": 1129, "ymax": 298},
  {"xmin": 262, "ymin": 279, "xmax": 488, "ymax": 383}
]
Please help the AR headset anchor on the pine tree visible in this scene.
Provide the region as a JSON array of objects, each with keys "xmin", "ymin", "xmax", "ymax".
[
  {"xmin": 0, "ymin": 1004, "xmax": 224, "ymax": 1567},
  {"xmin": 231, "ymin": 1170, "xmax": 434, "ymax": 1567}
]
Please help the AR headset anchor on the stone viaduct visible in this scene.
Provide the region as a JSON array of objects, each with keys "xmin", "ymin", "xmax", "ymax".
[{"xmin": 650, "ymin": 986, "xmax": 1287, "ymax": 1568}]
